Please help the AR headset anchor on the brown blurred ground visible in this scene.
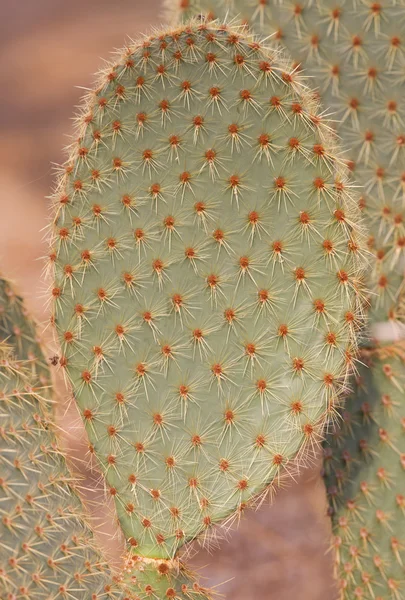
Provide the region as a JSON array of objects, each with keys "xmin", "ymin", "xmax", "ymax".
[{"xmin": 0, "ymin": 2, "xmax": 335, "ymax": 598}]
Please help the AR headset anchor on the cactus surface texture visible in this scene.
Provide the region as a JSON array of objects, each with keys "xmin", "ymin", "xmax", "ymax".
[
  {"xmin": 50, "ymin": 20, "xmax": 367, "ymax": 564},
  {"xmin": 0, "ymin": 278, "xmax": 124, "ymax": 599},
  {"xmin": 323, "ymin": 343, "xmax": 405, "ymax": 600},
  {"xmin": 167, "ymin": 0, "xmax": 405, "ymax": 324}
]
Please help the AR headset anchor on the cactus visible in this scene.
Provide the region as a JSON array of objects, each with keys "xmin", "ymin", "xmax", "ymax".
[
  {"xmin": 166, "ymin": 0, "xmax": 405, "ymax": 324},
  {"xmin": 49, "ymin": 17, "xmax": 367, "ymax": 577},
  {"xmin": 323, "ymin": 342, "xmax": 405, "ymax": 599},
  {"xmin": 0, "ymin": 277, "xmax": 124, "ymax": 599}
]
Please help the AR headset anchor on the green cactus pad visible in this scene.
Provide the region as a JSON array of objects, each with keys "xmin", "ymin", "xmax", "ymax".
[
  {"xmin": 50, "ymin": 21, "xmax": 367, "ymax": 560},
  {"xmin": 323, "ymin": 343, "xmax": 405, "ymax": 600},
  {"xmin": 0, "ymin": 279, "xmax": 124, "ymax": 599},
  {"xmin": 166, "ymin": 0, "xmax": 405, "ymax": 324}
]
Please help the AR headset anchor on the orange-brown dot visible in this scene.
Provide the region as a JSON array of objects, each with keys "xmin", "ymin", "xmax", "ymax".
[
  {"xmin": 299, "ymin": 211, "xmax": 310, "ymax": 225},
  {"xmin": 337, "ymin": 270, "xmax": 349, "ymax": 284},
  {"xmin": 239, "ymin": 256, "xmax": 249, "ymax": 269},
  {"xmin": 169, "ymin": 507, "xmax": 180, "ymax": 519},
  {"xmin": 259, "ymin": 60, "xmax": 271, "ymax": 73},
  {"xmin": 115, "ymin": 324, "xmax": 125, "ymax": 336},
  {"xmin": 275, "ymin": 176, "xmax": 286, "ymax": 189},
  {"xmin": 83, "ymin": 409, "xmax": 93, "ymax": 421},
  {"xmin": 213, "ymin": 228, "xmax": 224, "ymax": 243},
  {"xmin": 107, "ymin": 425, "xmax": 117, "ymax": 437},
  {"xmin": 203, "ymin": 515, "xmax": 212, "ymax": 527},
  {"xmin": 314, "ymin": 299, "xmax": 325, "ymax": 314},
  {"xmin": 293, "ymin": 358, "xmax": 304, "ymax": 372},
  {"xmin": 295, "ymin": 267, "xmax": 305, "ymax": 281},
  {"xmin": 326, "ymin": 332, "xmax": 337, "ymax": 346},
  {"xmin": 143, "ymin": 311, "xmax": 152, "ymax": 323},
  {"xmin": 291, "ymin": 102, "xmax": 302, "ymax": 114},
  {"xmin": 289, "ymin": 137, "xmax": 300, "ymax": 149},
  {"xmin": 245, "ymin": 343, "xmax": 256, "ymax": 356},
  {"xmin": 313, "ymin": 177, "xmax": 325, "ymax": 190},
  {"xmin": 240, "ymin": 89, "xmax": 252, "ymax": 101},
  {"xmin": 161, "ymin": 344, "xmax": 172, "ymax": 357},
  {"xmin": 178, "ymin": 384, "xmax": 189, "ymax": 399},
  {"xmin": 136, "ymin": 363, "xmax": 147, "ymax": 377},
  {"xmin": 153, "ymin": 413, "xmax": 163, "ymax": 426},
  {"xmin": 135, "ymin": 442, "xmax": 145, "ymax": 454},
  {"xmin": 278, "ymin": 324, "xmax": 288, "ymax": 338},
  {"xmin": 158, "ymin": 563, "xmax": 170, "ymax": 575},
  {"xmin": 81, "ymin": 371, "xmax": 92, "ymax": 383},
  {"xmin": 255, "ymin": 434, "xmax": 266, "ymax": 448},
  {"xmin": 165, "ymin": 456, "xmax": 175, "ymax": 468},
  {"xmin": 291, "ymin": 401, "xmax": 303, "ymax": 414},
  {"xmin": 211, "ymin": 363, "xmax": 223, "ymax": 377},
  {"xmin": 219, "ymin": 459, "xmax": 229, "ymax": 471}
]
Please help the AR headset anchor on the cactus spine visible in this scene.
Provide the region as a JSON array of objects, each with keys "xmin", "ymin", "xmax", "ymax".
[
  {"xmin": 49, "ymin": 17, "xmax": 367, "ymax": 578},
  {"xmin": 0, "ymin": 277, "xmax": 124, "ymax": 599}
]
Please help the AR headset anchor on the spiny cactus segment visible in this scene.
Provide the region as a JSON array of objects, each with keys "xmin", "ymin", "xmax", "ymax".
[
  {"xmin": 323, "ymin": 342, "xmax": 405, "ymax": 600},
  {"xmin": 49, "ymin": 19, "xmax": 367, "ymax": 562},
  {"xmin": 0, "ymin": 278, "xmax": 124, "ymax": 600},
  {"xmin": 166, "ymin": 0, "xmax": 405, "ymax": 324}
]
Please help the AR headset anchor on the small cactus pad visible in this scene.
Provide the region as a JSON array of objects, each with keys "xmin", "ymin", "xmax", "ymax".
[
  {"xmin": 323, "ymin": 343, "xmax": 405, "ymax": 600},
  {"xmin": 0, "ymin": 280, "xmax": 123, "ymax": 599},
  {"xmin": 167, "ymin": 0, "xmax": 405, "ymax": 323},
  {"xmin": 50, "ymin": 21, "xmax": 367, "ymax": 559},
  {"xmin": 119, "ymin": 556, "xmax": 212, "ymax": 599}
]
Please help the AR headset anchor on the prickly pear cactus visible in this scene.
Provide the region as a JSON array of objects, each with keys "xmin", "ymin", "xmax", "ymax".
[
  {"xmin": 323, "ymin": 342, "xmax": 405, "ymax": 600},
  {"xmin": 50, "ymin": 20, "xmax": 367, "ymax": 566},
  {"xmin": 166, "ymin": 0, "xmax": 405, "ymax": 324},
  {"xmin": 0, "ymin": 278, "xmax": 124, "ymax": 599}
]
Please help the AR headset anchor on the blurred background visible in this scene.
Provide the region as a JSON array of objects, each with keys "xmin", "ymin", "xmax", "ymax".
[{"xmin": 0, "ymin": 2, "xmax": 335, "ymax": 598}]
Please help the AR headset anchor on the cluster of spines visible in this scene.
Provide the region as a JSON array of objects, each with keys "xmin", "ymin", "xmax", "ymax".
[
  {"xmin": 166, "ymin": 0, "xmax": 405, "ymax": 324},
  {"xmin": 0, "ymin": 278, "xmax": 125, "ymax": 599},
  {"xmin": 322, "ymin": 342, "xmax": 405, "ymax": 600},
  {"xmin": 48, "ymin": 19, "xmax": 367, "ymax": 561}
]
